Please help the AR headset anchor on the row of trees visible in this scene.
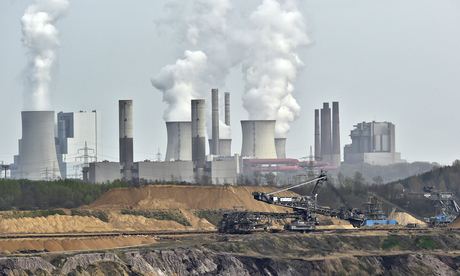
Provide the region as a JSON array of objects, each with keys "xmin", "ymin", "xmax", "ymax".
[{"xmin": 0, "ymin": 179, "xmax": 127, "ymax": 210}]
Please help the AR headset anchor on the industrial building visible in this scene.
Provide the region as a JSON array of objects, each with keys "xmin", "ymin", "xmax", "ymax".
[
  {"xmin": 343, "ymin": 121, "xmax": 403, "ymax": 166},
  {"xmin": 314, "ymin": 102, "xmax": 341, "ymax": 167},
  {"xmin": 57, "ymin": 111, "xmax": 98, "ymax": 179}
]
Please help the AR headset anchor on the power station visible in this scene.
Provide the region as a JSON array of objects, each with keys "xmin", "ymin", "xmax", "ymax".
[{"xmin": 8, "ymin": 92, "xmax": 405, "ymax": 185}]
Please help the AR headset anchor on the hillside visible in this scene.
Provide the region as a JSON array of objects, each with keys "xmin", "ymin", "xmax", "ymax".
[{"xmin": 90, "ymin": 185, "xmax": 294, "ymax": 212}]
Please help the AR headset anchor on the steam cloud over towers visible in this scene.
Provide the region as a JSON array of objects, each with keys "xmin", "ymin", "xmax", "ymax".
[
  {"xmin": 154, "ymin": 0, "xmax": 308, "ymax": 139},
  {"xmin": 21, "ymin": 0, "xmax": 69, "ymax": 111}
]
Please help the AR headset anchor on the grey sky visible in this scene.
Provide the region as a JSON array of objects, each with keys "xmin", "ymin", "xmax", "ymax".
[{"xmin": 1, "ymin": 0, "xmax": 460, "ymax": 165}]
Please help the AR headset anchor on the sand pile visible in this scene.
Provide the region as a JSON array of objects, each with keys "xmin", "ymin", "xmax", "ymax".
[
  {"xmin": 449, "ymin": 216, "xmax": 460, "ymax": 228},
  {"xmin": 90, "ymin": 185, "xmax": 295, "ymax": 212},
  {"xmin": 0, "ymin": 215, "xmax": 113, "ymax": 233},
  {"xmin": 0, "ymin": 209, "xmax": 215, "ymax": 234},
  {"xmin": 388, "ymin": 212, "xmax": 426, "ymax": 226},
  {"xmin": 0, "ymin": 236, "xmax": 155, "ymax": 254}
]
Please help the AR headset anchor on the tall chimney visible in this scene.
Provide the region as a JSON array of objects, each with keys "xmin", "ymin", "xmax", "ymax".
[
  {"xmin": 224, "ymin": 92, "xmax": 230, "ymax": 126},
  {"xmin": 320, "ymin": 103, "xmax": 332, "ymax": 163},
  {"xmin": 119, "ymin": 100, "xmax": 133, "ymax": 181},
  {"xmin": 211, "ymin": 88, "xmax": 220, "ymax": 155},
  {"xmin": 314, "ymin": 109, "xmax": 321, "ymax": 161},
  {"xmin": 332, "ymin": 101, "xmax": 341, "ymax": 166},
  {"xmin": 191, "ymin": 99, "xmax": 206, "ymax": 168}
]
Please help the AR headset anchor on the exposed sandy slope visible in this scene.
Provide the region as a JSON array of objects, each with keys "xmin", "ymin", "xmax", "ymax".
[
  {"xmin": 0, "ymin": 215, "xmax": 113, "ymax": 233},
  {"xmin": 388, "ymin": 212, "xmax": 427, "ymax": 226},
  {"xmin": 449, "ymin": 216, "xmax": 460, "ymax": 228},
  {"xmin": 90, "ymin": 185, "xmax": 295, "ymax": 212},
  {"xmin": 0, "ymin": 209, "xmax": 214, "ymax": 234},
  {"xmin": 0, "ymin": 236, "xmax": 155, "ymax": 253}
]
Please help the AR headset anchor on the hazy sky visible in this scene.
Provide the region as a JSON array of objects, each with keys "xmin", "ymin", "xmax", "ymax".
[{"xmin": 1, "ymin": 0, "xmax": 460, "ymax": 165}]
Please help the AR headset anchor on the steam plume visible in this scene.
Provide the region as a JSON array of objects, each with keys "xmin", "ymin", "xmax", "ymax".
[
  {"xmin": 151, "ymin": 50, "xmax": 207, "ymax": 121},
  {"xmin": 153, "ymin": 0, "xmax": 243, "ymax": 138},
  {"xmin": 21, "ymin": 0, "xmax": 69, "ymax": 111},
  {"xmin": 243, "ymin": 0, "xmax": 309, "ymax": 138}
]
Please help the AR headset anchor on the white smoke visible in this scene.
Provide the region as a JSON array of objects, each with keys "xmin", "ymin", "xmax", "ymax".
[
  {"xmin": 153, "ymin": 0, "xmax": 247, "ymax": 138},
  {"xmin": 243, "ymin": 0, "xmax": 308, "ymax": 138},
  {"xmin": 21, "ymin": 0, "xmax": 69, "ymax": 111},
  {"xmin": 151, "ymin": 50, "xmax": 208, "ymax": 121},
  {"xmin": 154, "ymin": 0, "xmax": 308, "ymax": 138}
]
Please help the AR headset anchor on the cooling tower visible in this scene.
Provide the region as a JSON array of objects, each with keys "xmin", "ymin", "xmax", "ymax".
[
  {"xmin": 275, "ymin": 138, "xmax": 287, "ymax": 159},
  {"xmin": 320, "ymin": 103, "xmax": 332, "ymax": 162},
  {"xmin": 211, "ymin": 88, "xmax": 220, "ymax": 155},
  {"xmin": 219, "ymin": 139, "xmax": 232, "ymax": 156},
  {"xmin": 314, "ymin": 109, "xmax": 321, "ymax": 161},
  {"xmin": 224, "ymin": 92, "xmax": 230, "ymax": 126},
  {"xmin": 241, "ymin": 120, "xmax": 277, "ymax": 159},
  {"xmin": 165, "ymin": 121, "xmax": 192, "ymax": 161},
  {"xmin": 332, "ymin": 101, "xmax": 341, "ymax": 166},
  {"xmin": 209, "ymin": 139, "xmax": 232, "ymax": 156},
  {"xmin": 18, "ymin": 111, "xmax": 61, "ymax": 180},
  {"xmin": 191, "ymin": 99, "xmax": 206, "ymax": 168},
  {"xmin": 119, "ymin": 100, "xmax": 133, "ymax": 180}
]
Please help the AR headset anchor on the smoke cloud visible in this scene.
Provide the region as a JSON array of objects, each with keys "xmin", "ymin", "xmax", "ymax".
[
  {"xmin": 151, "ymin": 50, "xmax": 207, "ymax": 121},
  {"xmin": 154, "ymin": 0, "xmax": 308, "ymax": 138},
  {"xmin": 243, "ymin": 0, "xmax": 308, "ymax": 138},
  {"xmin": 21, "ymin": 0, "xmax": 69, "ymax": 111}
]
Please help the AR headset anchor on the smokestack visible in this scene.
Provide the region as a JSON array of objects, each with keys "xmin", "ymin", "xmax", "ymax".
[
  {"xmin": 275, "ymin": 138, "xmax": 287, "ymax": 159},
  {"xmin": 211, "ymin": 88, "xmax": 220, "ymax": 155},
  {"xmin": 320, "ymin": 103, "xmax": 332, "ymax": 163},
  {"xmin": 314, "ymin": 109, "xmax": 321, "ymax": 161},
  {"xmin": 191, "ymin": 99, "xmax": 206, "ymax": 168},
  {"xmin": 224, "ymin": 92, "xmax": 230, "ymax": 126},
  {"xmin": 332, "ymin": 101, "xmax": 341, "ymax": 166},
  {"xmin": 119, "ymin": 100, "xmax": 133, "ymax": 181},
  {"xmin": 17, "ymin": 111, "xmax": 61, "ymax": 180},
  {"xmin": 165, "ymin": 121, "xmax": 192, "ymax": 161},
  {"xmin": 241, "ymin": 120, "xmax": 277, "ymax": 159}
]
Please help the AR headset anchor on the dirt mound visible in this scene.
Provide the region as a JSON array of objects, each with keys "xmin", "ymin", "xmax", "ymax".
[
  {"xmin": 388, "ymin": 212, "xmax": 426, "ymax": 226},
  {"xmin": 0, "ymin": 215, "xmax": 113, "ymax": 233},
  {"xmin": 90, "ymin": 185, "xmax": 295, "ymax": 212},
  {"xmin": 0, "ymin": 236, "xmax": 155, "ymax": 253}
]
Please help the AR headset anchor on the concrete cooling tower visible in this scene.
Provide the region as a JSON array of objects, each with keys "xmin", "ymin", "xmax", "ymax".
[
  {"xmin": 275, "ymin": 138, "xmax": 287, "ymax": 159},
  {"xmin": 241, "ymin": 120, "xmax": 277, "ymax": 159},
  {"xmin": 17, "ymin": 111, "xmax": 61, "ymax": 180},
  {"xmin": 165, "ymin": 121, "xmax": 192, "ymax": 161}
]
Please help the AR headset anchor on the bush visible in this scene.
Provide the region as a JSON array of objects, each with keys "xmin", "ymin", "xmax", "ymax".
[
  {"xmin": 70, "ymin": 209, "xmax": 110, "ymax": 222},
  {"xmin": 194, "ymin": 210, "xmax": 226, "ymax": 226},
  {"xmin": 120, "ymin": 209, "xmax": 191, "ymax": 226},
  {"xmin": 4, "ymin": 209, "xmax": 66, "ymax": 219}
]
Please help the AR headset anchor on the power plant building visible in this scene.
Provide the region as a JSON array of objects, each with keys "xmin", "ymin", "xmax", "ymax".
[
  {"xmin": 57, "ymin": 111, "xmax": 98, "ymax": 179},
  {"xmin": 343, "ymin": 121, "xmax": 402, "ymax": 166}
]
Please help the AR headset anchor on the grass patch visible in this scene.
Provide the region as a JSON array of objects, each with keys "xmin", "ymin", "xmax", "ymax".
[
  {"xmin": 382, "ymin": 235, "xmax": 400, "ymax": 250},
  {"xmin": 194, "ymin": 210, "xmax": 226, "ymax": 226},
  {"xmin": 3, "ymin": 209, "xmax": 66, "ymax": 219},
  {"xmin": 71, "ymin": 209, "xmax": 110, "ymax": 223},
  {"xmin": 416, "ymin": 236, "xmax": 436, "ymax": 250},
  {"xmin": 120, "ymin": 209, "xmax": 191, "ymax": 226}
]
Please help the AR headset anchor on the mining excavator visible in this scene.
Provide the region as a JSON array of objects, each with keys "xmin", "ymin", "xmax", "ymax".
[
  {"xmin": 219, "ymin": 171, "xmax": 350, "ymax": 233},
  {"xmin": 421, "ymin": 186, "xmax": 460, "ymax": 226}
]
